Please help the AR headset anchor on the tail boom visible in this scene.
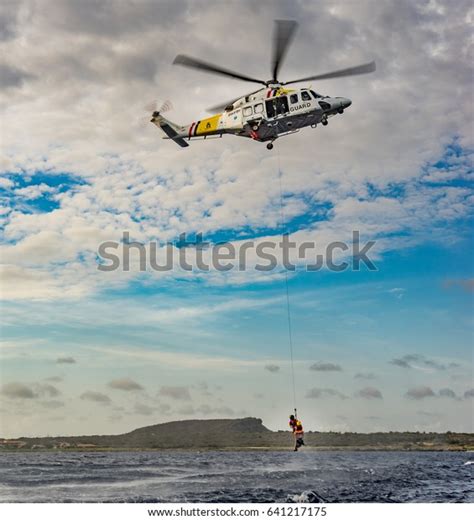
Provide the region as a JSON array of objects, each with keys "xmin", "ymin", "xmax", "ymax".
[
  {"xmin": 151, "ymin": 114, "xmax": 189, "ymax": 148},
  {"xmin": 151, "ymin": 113, "xmax": 226, "ymax": 148}
]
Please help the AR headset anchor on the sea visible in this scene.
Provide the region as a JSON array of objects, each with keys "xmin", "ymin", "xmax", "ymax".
[{"xmin": 0, "ymin": 450, "xmax": 472, "ymax": 503}]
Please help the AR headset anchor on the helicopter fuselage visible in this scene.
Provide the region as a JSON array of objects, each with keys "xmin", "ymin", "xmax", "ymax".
[{"xmin": 151, "ymin": 87, "xmax": 351, "ymax": 149}]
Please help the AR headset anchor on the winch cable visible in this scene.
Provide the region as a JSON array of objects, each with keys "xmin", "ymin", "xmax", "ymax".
[{"xmin": 276, "ymin": 148, "xmax": 297, "ymax": 415}]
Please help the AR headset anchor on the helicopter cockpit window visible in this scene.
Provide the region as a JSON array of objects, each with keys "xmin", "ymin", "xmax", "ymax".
[
  {"xmin": 310, "ymin": 90, "xmax": 323, "ymax": 99},
  {"xmin": 301, "ymin": 91, "xmax": 311, "ymax": 101},
  {"xmin": 254, "ymin": 103, "xmax": 263, "ymax": 114},
  {"xmin": 290, "ymin": 94, "xmax": 298, "ymax": 104},
  {"xmin": 243, "ymin": 106, "xmax": 253, "ymax": 117}
]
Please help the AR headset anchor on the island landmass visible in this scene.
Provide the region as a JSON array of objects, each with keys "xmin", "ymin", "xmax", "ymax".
[{"xmin": 1, "ymin": 418, "xmax": 473, "ymax": 451}]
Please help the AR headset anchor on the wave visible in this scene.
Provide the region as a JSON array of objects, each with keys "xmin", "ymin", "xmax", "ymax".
[{"xmin": 287, "ymin": 490, "xmax": 326, "ymax": 503}]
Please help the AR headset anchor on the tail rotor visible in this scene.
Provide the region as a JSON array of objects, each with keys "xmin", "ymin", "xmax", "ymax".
[
  {"xmin": 145, "ymin": 99, "xmax": 173, "ymax": 118},
  {"xmin": 138, "ymin": 99, "xmax": 173, "ymax": 127}
]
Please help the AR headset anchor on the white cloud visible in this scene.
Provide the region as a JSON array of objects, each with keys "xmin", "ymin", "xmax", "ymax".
[
  {"xmin": 80, "ymin": 391, "xmax": 111, "ymax": 405},
  {"xmin": 309, "ymin": 362, "xmax": 342, "ymax": 372},
  {"xmin": 355, "ymin": 387, "xmax": 383, "ymax": 400},
  {"xmin": 405, "ymin": 386, "xmax": 436, "ymax": 400},
  {"xmin": 14, "ymin": 183, "xmax": 56, "ymax": 200},
  {"xmin": 56, "ymin": 356, "xmax": 76, "ymax": 364},
  {"xmin": 1, "ymin": 382, "xmax": 36, "ymax": 399},
  {"xmin": 108, "ymin": 378, "xmax": 143, "ymax": 392},
  {"xmin": 0, "ymin": 177, "xmax": 14, "ymax": 189},
  {"xmin": 264, "ymin": 364, "xmax": 280, "ymax": 373},
  {"xmin": 306, "ymin": 387, "xmax": 348, "ymax": 399},
  {"xmin": 159, "ymin": 386, "xmax": 191, "ymax": 401},
  {"xmin": 133, "ymin": 403, "xmax": 154, "ymax": 416}
]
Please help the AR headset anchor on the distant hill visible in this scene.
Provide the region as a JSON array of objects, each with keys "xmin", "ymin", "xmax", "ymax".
[
  {"xmin": 1, "ymin": 417, "xmax": 473, "ymax": 451},
  {"xmin": 111, "ymin": 417, "xmax": 272, "ymax": 449}
]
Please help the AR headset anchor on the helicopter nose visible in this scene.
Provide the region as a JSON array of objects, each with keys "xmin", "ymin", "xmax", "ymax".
[{"xmin": 341, "ymin": 98, "xmax": 352, "ymax": 108}]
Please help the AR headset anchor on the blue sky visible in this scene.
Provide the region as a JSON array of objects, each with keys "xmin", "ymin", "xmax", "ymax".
[
  {"xmin": 1, "ymin": 144, "xmax": 472, "ymax": 437},
  {"xmin": 0, "ymin": 0, "xmax": 473, "ymax": 437}
]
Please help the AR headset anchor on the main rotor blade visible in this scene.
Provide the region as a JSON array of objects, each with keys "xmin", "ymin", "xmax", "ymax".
[
  {"xmin": 173, "ymin": 54, "xmax": 267, "ymax": 85},
  {"xmin": 271, "ymin": 20, "xmax": 298, "ymax": 82},
  {"xmin": 206, "ymin": 88, "xmax": 264, "ymax": 113},
  {"xmin": 283, "ymin": 61, "xmax": 376, "ymax": 85}
]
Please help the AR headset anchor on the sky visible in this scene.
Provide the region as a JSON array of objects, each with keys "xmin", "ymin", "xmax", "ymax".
[{"xmin": 0, "ymin": 0, "xmax": 473, "ymax": 438}]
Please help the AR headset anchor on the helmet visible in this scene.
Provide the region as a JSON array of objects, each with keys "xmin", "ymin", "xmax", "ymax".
[{"xmin": 289, "ymin": 415, "xmax": 295, "ymax": 420}]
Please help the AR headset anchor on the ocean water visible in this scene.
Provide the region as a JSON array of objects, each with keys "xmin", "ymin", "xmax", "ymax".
[{"xmin": 0, "ymin": 451, "xmax": 472, "ymax": 503}]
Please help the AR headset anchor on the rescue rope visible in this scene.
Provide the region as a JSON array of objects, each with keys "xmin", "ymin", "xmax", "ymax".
[{"xmin": 276, "ymin": 148, "xmax": 297, "ymax": 414}]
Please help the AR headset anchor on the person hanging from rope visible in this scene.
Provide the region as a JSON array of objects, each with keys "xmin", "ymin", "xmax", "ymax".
[{"xmin": 289, "ymin": 412, "xmax": 305, "ymax": 451}]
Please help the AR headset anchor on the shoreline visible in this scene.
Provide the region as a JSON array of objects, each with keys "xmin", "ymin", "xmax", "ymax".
[
  {"xmin": 3, "ymin": 419, "xmax": 473, "ymax": 453},
  {"xmin": 1, "ymin": 445, "xmax": 472, "ymax": 453}
]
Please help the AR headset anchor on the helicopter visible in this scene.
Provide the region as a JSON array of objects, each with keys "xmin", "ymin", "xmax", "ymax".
[{"xmin": 150, "ymin": 20, "xmax": 375, "ymax": 150}]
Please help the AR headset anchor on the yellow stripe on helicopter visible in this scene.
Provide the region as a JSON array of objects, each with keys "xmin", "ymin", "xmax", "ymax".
[{"xmin": 195, "ymin": 114, "xmax": 221, "ymax": 136}]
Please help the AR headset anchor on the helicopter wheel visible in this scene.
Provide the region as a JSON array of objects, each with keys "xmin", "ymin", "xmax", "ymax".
[
  {"xmin": 266, "ymin": 143, "xmax": 274, "ymax": 150},
  {"xmin": 337, "ymin": 108, "xmax": 344, "ymax": 114},
  {"xmin": 322, "ymin": 119, "xmax": 328, "ymax": 126}
]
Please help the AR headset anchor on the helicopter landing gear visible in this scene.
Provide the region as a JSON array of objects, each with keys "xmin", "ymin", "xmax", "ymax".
[
  {"xmin": 337, "ymin": 108, "xmax": 344, "ymax": 114},
  {"xmin": 266, "ymin": 137, "xmax": 277, "ymax": 150},
  {"xmin": 322, "ymin": 118, "xmax": 328, "ymax": 126}
]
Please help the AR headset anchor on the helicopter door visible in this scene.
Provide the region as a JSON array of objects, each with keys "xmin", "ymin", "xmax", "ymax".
[
  {"xmin": 243, "ymin": 103, "xmax": 264, "ymax": 131},
  {"xmin": 265, "ymin": 96, "xmax": 289, "ymax": 119}
]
